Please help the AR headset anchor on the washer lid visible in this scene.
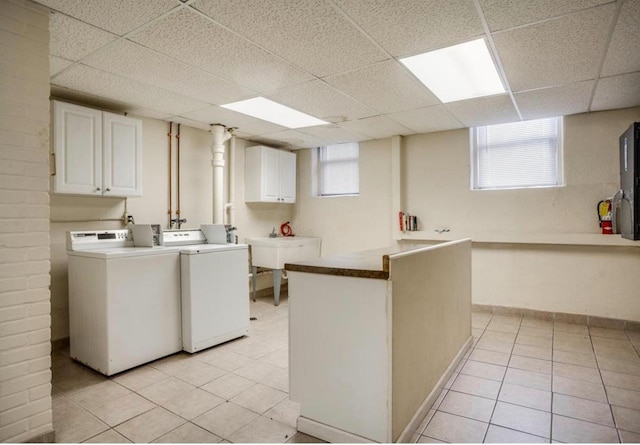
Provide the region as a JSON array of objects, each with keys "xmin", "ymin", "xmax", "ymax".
[
  {"xmin": 67, "ymin": 246, "xmax": 182, "ymax": 259},
  {"xmin": 180, "ymin": 243, "xmax": 247, "ymax": 255}
]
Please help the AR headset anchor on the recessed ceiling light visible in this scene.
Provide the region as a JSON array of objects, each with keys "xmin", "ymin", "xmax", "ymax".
[
  {"xmin": 400, "ymin": 38, "xmax": 506, "ymax": 103},
  {"xmin": 221, "ymin": 97, "xmax": 328, "ymax": 129}
]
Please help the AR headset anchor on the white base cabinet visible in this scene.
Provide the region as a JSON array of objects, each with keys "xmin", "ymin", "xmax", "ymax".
[
  {"xmin": 52, "ymin": 100, "xmax": 142, "ymax": 197},
  {"xmin": 245, "ymin": 145, "xmax": 296, "ymax": 203}
]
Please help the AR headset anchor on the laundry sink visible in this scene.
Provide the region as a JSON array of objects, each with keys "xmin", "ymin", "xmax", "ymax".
[{"xmin": 247, "ymin": 236, "xmax": 321, "ymax": 269}]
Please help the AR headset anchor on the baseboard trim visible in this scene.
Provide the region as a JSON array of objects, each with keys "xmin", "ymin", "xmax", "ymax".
[
  {"xmin": 297, "ymin": 417, "xmax": 373, "ymax": 443},
  {"xmin": 472, "ymin": 304, "xmax": 640, "ymax": 331},
  {"xmin": 24, "ymin": 429, "xmax": 55, "ymax": 443}
]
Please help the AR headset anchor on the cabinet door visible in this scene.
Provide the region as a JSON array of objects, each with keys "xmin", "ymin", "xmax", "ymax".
[
  {"xmin": 279, "ymin": 151, "xmax": 296, "ymax": 203},
  {"xmin": 52, "ymin": 101, "xmax": 102, "ymax": 195},
  {"xmin": 102, "ymin": 112, "xmax": 142, "ymax": 197},
  {"xmin": 260, "ymin": 147, "xmax": 280, "ymax": 202}
]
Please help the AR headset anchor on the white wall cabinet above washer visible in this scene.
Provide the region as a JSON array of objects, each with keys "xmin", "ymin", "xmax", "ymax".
[
  {"xmin": 245, "ymin": 145, "xmax": 296, "ymax": 203},
  {"xmin": 52, "ymin": 100, "xmax": 143, "ymax": 197}
]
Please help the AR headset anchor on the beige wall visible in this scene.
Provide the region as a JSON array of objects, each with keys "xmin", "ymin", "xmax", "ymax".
[
  {"xmin": 0, "ymin": 0, "xmax": 54, "ymax": 441},
  {"xmin": 50, "ymin": 117, "xmax": 293, "ymax": 340},
  {"xmin": 295, "ymin": 108, "xmax": 640, "ymax": 322},
  {"xmin": 292, "ymin": 137, "xmax": 393, "ymax": 256},
  {"xmin": 403, "ymin": 108, "xmax": 640, "ymax": 234}
]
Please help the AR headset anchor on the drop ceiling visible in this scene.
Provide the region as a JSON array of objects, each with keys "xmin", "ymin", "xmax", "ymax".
[{"xmin": 39, "ymin": 0, "xmax": 640, "ymax": 149}]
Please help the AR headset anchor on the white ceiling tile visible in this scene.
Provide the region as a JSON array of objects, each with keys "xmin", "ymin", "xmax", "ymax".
[
  {"xmin": 52, "ymin": 64, "xmax": 209, "ymax": 115},
  {"xmin": 129, "ymin": 9, "xmax": 312, "ymax": 93},
  {"xmin": 387, "ymin": 105, "xmax": 464, "ymax": 134},
  {"xmin": 256, "ymin": 130, "xmax": 326, "ymax": 149},
  {"xmin": 266, "ymin": 80, "xmax": 376, "ymax": 123},
  {"xmin": 591, "ymin": 72, "xmax": 640, "ymax": 111},
  {"xmin": 166, "ymin": 116, "xmax": 213, "ymax": 132},
  {"xmin": 50, "ymin": 85, "xmax": 131, "ymax": 111},
  {"xmin": 83, "ymin": 39, "xmax": 254, "ymax": 105},
  {"xmin": 179, "ymin": 105, "xmax": 288, "ymax": 135},
  {"xmin": 325, "ymin": 60, "xmax": 440, "ymax": 114},
  {"xmin": 493, "ymin": 4, "xmax": 615, "ymax": 91},
  {"xmin": 51, "ymin": 85, "xmax": 174, "ymax": 120},
  {"xmin": 49, "ymin": 12, "xmax": 118, "ymax": 61},
  {"xmin": 191, "ymin": 0, "xmax": 388, "ymax": 77},
  {"xmin": 50, "ymin": 55, "xmax": 73, "ymax": 76},
  {"xmin": 296, "ymin": 125, "xmax": 369, "ymax": 145},
  {"xmin": 332, "ymin": 0, "xmax": 484, "ymax": 57},
  {"xmin": 37, "ymin": 0, "xmax": 180, "ymax": 35},
  {"xmin": 479, "ymin": 0, "xmax": 614, "ymax": 32},
  {"xmin": 601, "ymin": 0, "xmax": 640, "ymax": 77},
  {"xmin": 127, "ymin": 108, "xmax": 173, "ymax": 121},
  {"xmin": 515, "ymin": 80, "xmax": 594, "ymax": 120},
  {"xmin": 339, "ymin": 115, "xmax": 414, "ymax": 139},
  {"xmin": 445, "ymin": 94, "xmax": 519, "ymax": 127}
]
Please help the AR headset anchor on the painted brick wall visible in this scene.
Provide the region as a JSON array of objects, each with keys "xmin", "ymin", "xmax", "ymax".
[{"xmin": 0, "ymin": 0, "xmax": 53, "ymax": 442}]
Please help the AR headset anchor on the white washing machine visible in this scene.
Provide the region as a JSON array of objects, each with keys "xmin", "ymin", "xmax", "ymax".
[
  {"xmin": 66, "ymin": 230, "xmax": 183, "ymax": 376},
  {"xmin": 67, "ymin": 228, "xmax": 250, "ymax": 374},
  {"xmin": 179, "ymin": 244, "xmax": 249, "ymax": 353}
]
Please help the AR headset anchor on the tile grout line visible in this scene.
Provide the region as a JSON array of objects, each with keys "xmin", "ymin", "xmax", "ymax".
[{"xmin": 590, "ymin": 326, "xmax": 622, "ymax": 443}]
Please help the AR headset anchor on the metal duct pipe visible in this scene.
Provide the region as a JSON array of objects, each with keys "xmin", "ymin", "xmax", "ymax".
[
  {"xmin": 210, "ymin": 124, "xmax": 232, "ymax": 224},
  {"xmin": 224, "ymin": 128, "xmax": 237, "ymax": 226}
]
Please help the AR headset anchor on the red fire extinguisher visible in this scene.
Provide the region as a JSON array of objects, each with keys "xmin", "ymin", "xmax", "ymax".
[{"xmin": 597, "ymin": 199, "xmax": 613, "ymax": 234}]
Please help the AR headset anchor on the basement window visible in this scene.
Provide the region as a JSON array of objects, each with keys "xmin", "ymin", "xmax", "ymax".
[
  {"xmin": 315, "ymin": 142, "xmax": 359, "ymax": 196},
  {"xmin": 471, "ymin": 116, "xmax": 563, "ymax": 190}
]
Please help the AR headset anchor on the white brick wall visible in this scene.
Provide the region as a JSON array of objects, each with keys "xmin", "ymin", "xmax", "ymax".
[{"xmin": 0, "ymin": 0, "xmax": 53, "ymax": 442}]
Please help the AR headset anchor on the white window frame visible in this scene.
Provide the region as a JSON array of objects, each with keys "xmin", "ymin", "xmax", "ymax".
[
  {"xmin": 470, "ymin": 116, "xmax": 564, "ymax": 191},
  {"xmin": 314, "ymin": 142, "xmax": 359, "ymax": 197}
]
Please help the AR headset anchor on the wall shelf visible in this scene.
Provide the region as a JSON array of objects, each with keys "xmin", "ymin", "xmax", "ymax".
[{"xmin": 397, "ymin": 230, "xmax": 640, "ymax": 247}]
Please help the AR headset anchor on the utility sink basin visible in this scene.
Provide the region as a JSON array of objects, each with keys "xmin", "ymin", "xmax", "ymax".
[
  {"xmin": 247, "ymin": 236, "xmax": 321, "ymax": 269},
  {"xmin": 246, "ymin": 236, "xmax": 321, "ymax": 305}
]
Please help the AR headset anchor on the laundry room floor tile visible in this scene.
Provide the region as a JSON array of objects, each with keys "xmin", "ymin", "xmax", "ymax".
[
  {"xmin": 50, "ymin": 299, "xmax": 640, "ymax": 443},
  {"xmin": 192, "ymin": 402, "xmax": 258, "ymax": 439},
  {"xmin": 161, "ymin": 387, "xmax": 225, "ymax": 420},
  {"xmin": 114, "ymin": 407, "xmax": 185, "ymax": 443},
  {"xmin": 152, "ymin": 422, "xmax": 222, "ymax": 443}
]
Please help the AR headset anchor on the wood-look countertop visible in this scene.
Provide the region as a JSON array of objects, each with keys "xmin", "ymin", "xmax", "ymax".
[{"xmin": 284, "ymin": 243, "xmax": 432, "ymax": 279}]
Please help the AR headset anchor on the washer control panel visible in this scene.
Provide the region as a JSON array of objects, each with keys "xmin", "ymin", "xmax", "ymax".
[
  {"xmin": 67, "ymin": 230, "xmax": 132, "ymax": 250},
  {"xmin": 163, "ymin": 229, "xmax": 207, "ymax": 246}
]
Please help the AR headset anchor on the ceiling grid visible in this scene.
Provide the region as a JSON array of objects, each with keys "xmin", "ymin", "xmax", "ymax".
[{"xmin": 39, "ymin": 0, "xmax": 640, "ymax": 149}]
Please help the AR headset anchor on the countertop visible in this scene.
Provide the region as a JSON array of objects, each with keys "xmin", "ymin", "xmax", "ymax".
[{"xmin": 284, "ymin": 243, "xmax": 431, "ymax": 279}]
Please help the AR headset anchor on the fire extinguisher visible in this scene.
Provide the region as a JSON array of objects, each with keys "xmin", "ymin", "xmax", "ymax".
[{"xmin": 597, "ymin": 199, "xmax": 613, "ymax": 234}]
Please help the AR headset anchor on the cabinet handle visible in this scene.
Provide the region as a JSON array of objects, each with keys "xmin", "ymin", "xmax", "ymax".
[
  {"xmin": 105, "ymin": 188, "xmax": 111, "ymax": 192},
  {"xmin": 96, "ymin": 187, "xmax": 101, "ymax": 191}
]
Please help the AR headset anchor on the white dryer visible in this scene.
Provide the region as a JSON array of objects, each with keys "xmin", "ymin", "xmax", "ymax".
[{"xmin": 179, "ymin": 244, "xmax": 249, "ymax": 353}]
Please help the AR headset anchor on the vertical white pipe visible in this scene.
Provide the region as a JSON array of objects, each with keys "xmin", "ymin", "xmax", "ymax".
[
  {"xmin": 226, "ymin": 131, "xmax": 236, "ymax": 226},
  {"xmin": 211, "ymin": 124, "xmax": 231, "ymax": 224}
]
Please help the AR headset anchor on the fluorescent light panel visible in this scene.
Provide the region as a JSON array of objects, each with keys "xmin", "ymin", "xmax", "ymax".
[
  {"xmin": 221, "ymin": 97, "xmax": 328, "ymax": 129},
  {"xmin": 400, "ymin": 38, "xmax": 506, "ymax": 103}
]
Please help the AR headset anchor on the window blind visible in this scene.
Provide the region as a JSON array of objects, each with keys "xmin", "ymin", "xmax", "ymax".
[
  {"xmin": 473, "ymin": 117, "xmax": 562, "ymax": 190},
  {"xmin": 317, "ymin": 142, "xmax": 359, "ymax": 196}
]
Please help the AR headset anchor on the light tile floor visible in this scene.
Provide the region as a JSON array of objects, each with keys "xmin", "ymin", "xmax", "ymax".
[
  {"xmin": 52, "ymin": 295, "xmax": 320, "ymax": 443},
  {"xmin": 52, "ymin": 300, "xmax": 640, "ymax": 443},
  {"xmin": 415, "ymin": 312, "xmax": 640, "ymax": 443}
]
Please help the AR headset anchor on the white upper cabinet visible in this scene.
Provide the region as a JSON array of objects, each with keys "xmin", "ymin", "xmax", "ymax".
[
  {"xmin": 52, "ymin": 101, "xmax": 142, "ymax": 197},
  {"xmin": 245, "ymin": 146, "xmax": 296, "ymax": 203},
  {"xmin": 102, "ymin": 111, "xmax": 142, "ymax": 197}
]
